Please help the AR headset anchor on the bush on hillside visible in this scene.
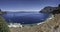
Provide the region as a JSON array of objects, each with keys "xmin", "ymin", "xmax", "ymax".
[{"xmin": 0, "ymin": 16, "xmax": 10, "ymax": 32}]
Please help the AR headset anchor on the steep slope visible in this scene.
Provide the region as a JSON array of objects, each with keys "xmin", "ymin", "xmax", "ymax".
[
  {"xmin": 39, "ymin": 6, "xmax": 58, "ymax": 13},
  {"xmin": 0, "ymin": 16, "xmax": 10, "ymax": 32},
  {"xmin": 33, "ymin": 14, "xmax": 60, "ymax": 32}
]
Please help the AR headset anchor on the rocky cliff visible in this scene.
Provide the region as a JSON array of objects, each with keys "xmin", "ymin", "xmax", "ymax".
[
  {"xmin": 39, "ymin": 4, "xmax": 60, "ymax": 13},
  {"xmin": 39, "ymin": 6, "xmax": 58, "ymax": 13}
]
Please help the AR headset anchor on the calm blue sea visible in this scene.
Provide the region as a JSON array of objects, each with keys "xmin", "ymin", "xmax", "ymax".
[{"xmin": 2, "ymin": 12, "xmax": 50, "ymax": 24}]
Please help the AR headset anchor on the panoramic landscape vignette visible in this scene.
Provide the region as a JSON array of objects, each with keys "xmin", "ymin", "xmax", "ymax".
[{"xmin": 0, "ymin": 0, "xmax": 60, "ymax": 32}]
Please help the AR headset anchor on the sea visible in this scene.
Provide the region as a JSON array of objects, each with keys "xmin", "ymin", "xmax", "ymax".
[{"xmin": 1, "ymin": 12, "xmax": 50, "ymax": 24}]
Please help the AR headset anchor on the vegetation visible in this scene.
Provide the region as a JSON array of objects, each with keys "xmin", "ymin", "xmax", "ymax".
[{"xmin": 0, "ymin": 16, "xmax": 10, "ymax": 32}]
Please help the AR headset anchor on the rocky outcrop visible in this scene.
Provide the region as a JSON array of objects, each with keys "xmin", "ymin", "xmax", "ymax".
[
  {"xmin": 39, "ymin": 6, "xmax": 58, "ymax": 13},
  {"xmin": 39, "ymin": 4, "xmax": 60, "ymax": 13}
]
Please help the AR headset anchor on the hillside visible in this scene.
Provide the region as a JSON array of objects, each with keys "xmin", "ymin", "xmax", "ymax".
[
  {"xmin": 39, "ymin": 6, "xmax": 58, "ymax": 13},
  {"xmin": 39, "ymin": 4, "xmax": 60, "ymax": 13}
]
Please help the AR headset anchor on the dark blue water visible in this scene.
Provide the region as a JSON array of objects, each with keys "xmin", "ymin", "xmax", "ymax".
[{"xmin": 2, "ymin": 12, "xmax": 50, "ymax": 24}]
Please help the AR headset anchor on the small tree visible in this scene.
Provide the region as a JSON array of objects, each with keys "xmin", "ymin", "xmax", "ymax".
[{"xmin": 0, "ymin": 16, "xmax": 10, "ymax": 32}]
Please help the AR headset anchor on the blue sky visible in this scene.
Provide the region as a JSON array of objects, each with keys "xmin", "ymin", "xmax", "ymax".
[{"xmin": 0, "ymin": 0, "xmax": 60, "ymax": 12}]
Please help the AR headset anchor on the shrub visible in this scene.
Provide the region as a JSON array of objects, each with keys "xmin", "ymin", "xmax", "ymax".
[{"xmin": 0, "ymin": 16, "xmax": 10, "ymax": 32}]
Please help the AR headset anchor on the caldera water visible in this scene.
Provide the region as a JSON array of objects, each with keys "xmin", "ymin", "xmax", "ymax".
[{"xmin": 2, "ymin": 12, "xmax": 50, "ymax": 24}]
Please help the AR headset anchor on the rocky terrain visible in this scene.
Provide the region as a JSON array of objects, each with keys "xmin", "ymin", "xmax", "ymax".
[
  {"xmin": 39, "ymin": 6, "xmax": 58, "ymax": 13},
  {"xmin": 10, "ymin": 14, "xmax": 60, "ymax": 32}
]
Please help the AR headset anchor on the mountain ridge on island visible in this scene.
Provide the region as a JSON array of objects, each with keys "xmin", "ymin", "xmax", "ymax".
[{"xmin": 39, "ymin": 4, "xmax": 60, "ymax": 13}]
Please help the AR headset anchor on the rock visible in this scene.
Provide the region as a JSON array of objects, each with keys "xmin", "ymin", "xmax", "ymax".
[
  {"xmin": 39, "ymin": 4, "xmax": 60, "ymax": 13},
  {"xmin": 39, "ymin": 6, "xmax": 58, "ymax": 13}
]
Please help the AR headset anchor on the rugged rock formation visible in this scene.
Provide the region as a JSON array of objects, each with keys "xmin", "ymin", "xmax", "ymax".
[
  {"xmin": 39, "ymin": 6, "xmax": 58, "ymax": 13},
  {"xmin": 39, "ymin": 4, "xmax": 60, "ymax": 13}
]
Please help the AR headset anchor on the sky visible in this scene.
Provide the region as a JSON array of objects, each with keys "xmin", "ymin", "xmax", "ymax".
[{"xmin": 0, "ymin": 0, "xmax": 60, "ymax": 12}]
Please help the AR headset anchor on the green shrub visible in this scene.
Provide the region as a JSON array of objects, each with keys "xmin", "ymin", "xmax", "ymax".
[{"xmin": 0, "ymin": 16, "xmax": 10, "ymax": 32}]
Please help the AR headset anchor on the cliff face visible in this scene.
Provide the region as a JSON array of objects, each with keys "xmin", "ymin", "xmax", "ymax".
[
  {"xmin": 39, "ymin": 6, "xmax": 58, "ymax": 13},
  {"xmin": 39, "ymin": 4, "xmax": 60, "ymax": 14}
]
